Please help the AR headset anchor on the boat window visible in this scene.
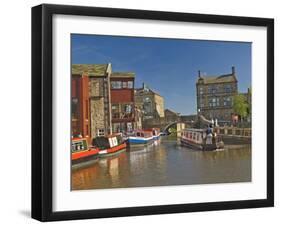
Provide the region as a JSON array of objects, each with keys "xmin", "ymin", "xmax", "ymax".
[
  {"xmin": 72, "ymin": 140, "xmax": 87, "ymax": 152},
  {"xmin": 136, "ymin": 132, "xmax": 141, "ymax": 137},
  {"xmin": 116, "ymin": 135, "xmax": 122, "ymax": 144}
]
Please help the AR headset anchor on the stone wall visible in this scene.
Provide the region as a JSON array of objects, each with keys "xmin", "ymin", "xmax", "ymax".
[
  {"xmin": 154, "ymin": 94, "xmax": 165, "ymax": 118},
  {"xmin": 90, "ymin": 97, "xmax": 105, "ymax": 138},
  {"xmin": 202, "ymin": 108, "xmax": 233, "ymax": 123},
  {"xmin": 88, "ymin": 77, "xmax": 108, "ymax": 138},
  {"xmin": 89, "ymin": 78, "xmax": 104, "ymax": 97},
  {"xmin": 196, "ymin": 82, "xmax": 238, "ymax": 123}
]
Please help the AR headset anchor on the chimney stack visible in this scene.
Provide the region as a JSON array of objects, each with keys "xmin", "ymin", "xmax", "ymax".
[{"xmin": 232, "ymin": 66, "xmax": 235, "ymax": 74}]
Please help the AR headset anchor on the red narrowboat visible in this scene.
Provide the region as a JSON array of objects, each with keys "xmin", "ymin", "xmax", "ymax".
[
  {"xmin": 71, "ymin": 137, "xmax": 99, "ymax": 164},
  {"xmin": 92, "ymin": 133, "xmax": 127, "ymax": 157}
]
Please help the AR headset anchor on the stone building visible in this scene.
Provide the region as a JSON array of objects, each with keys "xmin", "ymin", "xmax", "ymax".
[
  {"xmin": 110, "ymin": 72, "xmax": 136, "ymax": 133},
  {"xmin": 72, "ymin": 64, "xmax": 112, "ymax": 138},
  {"xmin": 196, "ymin": 67, "xmax": 238, "ymax": 124},
  {"xmin": 164, "ymin": 109, "xmax": 180, "ymax": 123},
  {"xmin": 135, "ymin": 83, "xmax": 165, "ymax": 120}
]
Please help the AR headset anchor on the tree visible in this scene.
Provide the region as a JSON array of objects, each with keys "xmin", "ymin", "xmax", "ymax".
[
  {"xmin": 233, "ymin": 94, "xmax": 249, "ymax": 121},
  {"xmin": 247, "ymin": 87, "xmax": 252, "ymax": 116}
]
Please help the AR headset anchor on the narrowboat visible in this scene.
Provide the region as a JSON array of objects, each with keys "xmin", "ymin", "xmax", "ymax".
[
  {"xmin": 71, "ymin": 137, "xmax": 99, "ymax": 164},
  {"xmin": 180, "ymin": 128, "xmax": 224, "ymax": 151},
  {"xmin": 126, "ymin": 130, "xmax": 154, "ymax": 146},
  {"xmin": 92, "ymin": 133, "xmax": 127, "ymax": 157}
]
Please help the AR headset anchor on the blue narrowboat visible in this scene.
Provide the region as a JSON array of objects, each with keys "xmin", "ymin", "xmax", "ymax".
[{"xmin": 126, "ymin": 130, "xmax": 154, "ymax": 146}]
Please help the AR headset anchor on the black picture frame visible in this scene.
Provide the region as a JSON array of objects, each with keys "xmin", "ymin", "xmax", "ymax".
[{"xmin": 32, "ymin": 4, "xmax": 274, "ymax": 222}]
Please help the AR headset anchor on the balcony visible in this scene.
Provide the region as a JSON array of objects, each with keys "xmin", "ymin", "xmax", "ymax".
[{"xmin": 112, "ymin": 112, "xmax": 135, "ymax": 122}]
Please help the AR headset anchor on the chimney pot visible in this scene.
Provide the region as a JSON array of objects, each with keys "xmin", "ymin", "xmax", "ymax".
[{"xmin": 232, "ymin": 66, "xmax": 235, "ymax": 74}]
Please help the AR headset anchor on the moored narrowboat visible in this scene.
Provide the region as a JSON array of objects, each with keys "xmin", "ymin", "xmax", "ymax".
[
  {"xmin": 180, "ymin": 128, "xmax": 224, "ymax": 151},
  {"xmin": 126, "ymin": 130, "xmax": 154, "ymax": 146},
  {"xmin": 92, "ymin": 133, "xmax": 127, "ymax": 157},
  {"xmin": 71, "ymin": 138, "xmax": 100, "ymax": 164}
]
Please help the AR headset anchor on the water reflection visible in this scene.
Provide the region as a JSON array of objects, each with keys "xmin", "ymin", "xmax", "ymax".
[{"xmin": 71, "ymin": 137, "xmax": 251, "ymax": 190}]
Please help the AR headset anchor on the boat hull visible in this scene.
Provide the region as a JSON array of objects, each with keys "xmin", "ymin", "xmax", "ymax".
[
  {"xmin": 127, "ymin": 136, "xmax": 154, "ymax": 146},
  {"xmin": 180, "ymin": 137, "xmax": 223, "ymax": 151},
  {"xmin": 98, "ymin": 143, "xmax": 127, "ymax": 157},
  {"xmin": 180, "ymin": 138, "xmax": 203, "ymax": 150},
  {"xmin": 72, "ymin": 148, "xmax": 100, "ymax": 164},
  {"xmin": 153, "ymin": 134, "xmax": 161, "ymax": 140}
]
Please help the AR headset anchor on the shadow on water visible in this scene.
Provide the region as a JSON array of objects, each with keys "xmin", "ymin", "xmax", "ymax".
[{"xmin": 72, "ymin": 137, "xmax": 251, "ymax": 190}]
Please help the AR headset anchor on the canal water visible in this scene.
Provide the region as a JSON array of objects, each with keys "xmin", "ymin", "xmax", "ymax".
[{"xmin": 71, "ymin": 137, "xmax": 251, "ymax": 190}]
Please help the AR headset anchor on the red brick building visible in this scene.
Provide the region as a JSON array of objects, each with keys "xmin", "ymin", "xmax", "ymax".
[
  {"xmin": 72, "ymin": 64, "xmax": 112, "ymax": 139},
  {"xmin": 71, "ymin": 74, "xmax": 91, "ymax": 140},
  {"xmin": 110, "ymin": 72, "xmax": 135, "ymax": 133}
]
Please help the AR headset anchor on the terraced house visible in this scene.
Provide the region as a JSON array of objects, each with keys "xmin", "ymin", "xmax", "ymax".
[
  {"xmin": 196, "ymin": 67, "xmax": 238, "ymax": 124},
  {"xmin": 110, "ymin": 72, "xmax": 136, "ymax": 133}
]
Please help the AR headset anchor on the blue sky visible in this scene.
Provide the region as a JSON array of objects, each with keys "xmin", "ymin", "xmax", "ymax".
[{"xmin": 72, "ymin": 34, "xmax": 251, "ymax": 115}]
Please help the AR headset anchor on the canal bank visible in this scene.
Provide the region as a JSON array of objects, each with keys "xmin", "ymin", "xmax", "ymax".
[{"xmin": 72, "ymin": 137, "xmax": 251, "ymax": 190}]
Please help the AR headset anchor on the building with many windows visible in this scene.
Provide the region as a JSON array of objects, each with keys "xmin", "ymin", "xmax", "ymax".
[
  {"xmin": 196, "ymin": 67, "xmax": 238, "ymax": 123},
  {"xmin": 135, "ymin": 83, "xmax": 165, "ymax": 121},
  {"xmin": 110, "ymin": 72, "xmax": 136, "ymax": 133}
]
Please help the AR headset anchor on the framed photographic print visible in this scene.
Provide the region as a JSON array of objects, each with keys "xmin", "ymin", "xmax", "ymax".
[{"xmin": 31, "ymin": 4, "xmax": 274, "ymax": 221}]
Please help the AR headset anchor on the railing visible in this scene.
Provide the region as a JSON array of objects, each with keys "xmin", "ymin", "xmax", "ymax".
[
  {"xmin": 215, "ymin": 127, "xmax": 251, "ymax": 137},
  {"xmin": 112, "ymin": 112, "xmax": 134, "ymax": 119}
]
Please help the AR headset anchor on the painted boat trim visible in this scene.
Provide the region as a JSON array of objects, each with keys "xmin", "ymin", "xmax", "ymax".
[
  {"xmin": 127, "ymin": 136, "xmax": 154, "ymax": 143},
  {"xmin": 72, "ymin": 148, "xmax": 100, "ymax": 160},
  {"xmin": 98, "ymin": 143, "xmax": 127, "ymax": 155}
]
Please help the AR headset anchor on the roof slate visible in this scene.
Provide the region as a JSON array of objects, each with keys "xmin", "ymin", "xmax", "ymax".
[
  {"xmin": 111, "ymin": 72, "xmax": 135, "ymax": 78},
  {"xmin": 72, "ymin": 64, "xmax": 108, "ymax": 76},
  {"xmin": 198, "ymin": 73, "xmax": 237, "ymax": 84}
]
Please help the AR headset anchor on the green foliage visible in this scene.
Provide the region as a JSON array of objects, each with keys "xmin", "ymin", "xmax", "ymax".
[
  {"xmin": 233, "ymin": 94, "xmax": 249, "ymax": 119},
  {"xmin": 247, "ymin": 87, "xmax": 252, "ymax": 115},
  {"xmin": 168, "ymin": 127, "xmax": 177, "ymax": 134}
]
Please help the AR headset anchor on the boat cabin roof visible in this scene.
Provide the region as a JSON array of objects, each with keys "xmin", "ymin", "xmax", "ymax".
[
  {"xmin": 72, "ymin": 137, "xmax": 87, "ymax": 142},
  {"xmin": 106, "ymin": 133, "xmax": 122, "ymax": 138}
]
